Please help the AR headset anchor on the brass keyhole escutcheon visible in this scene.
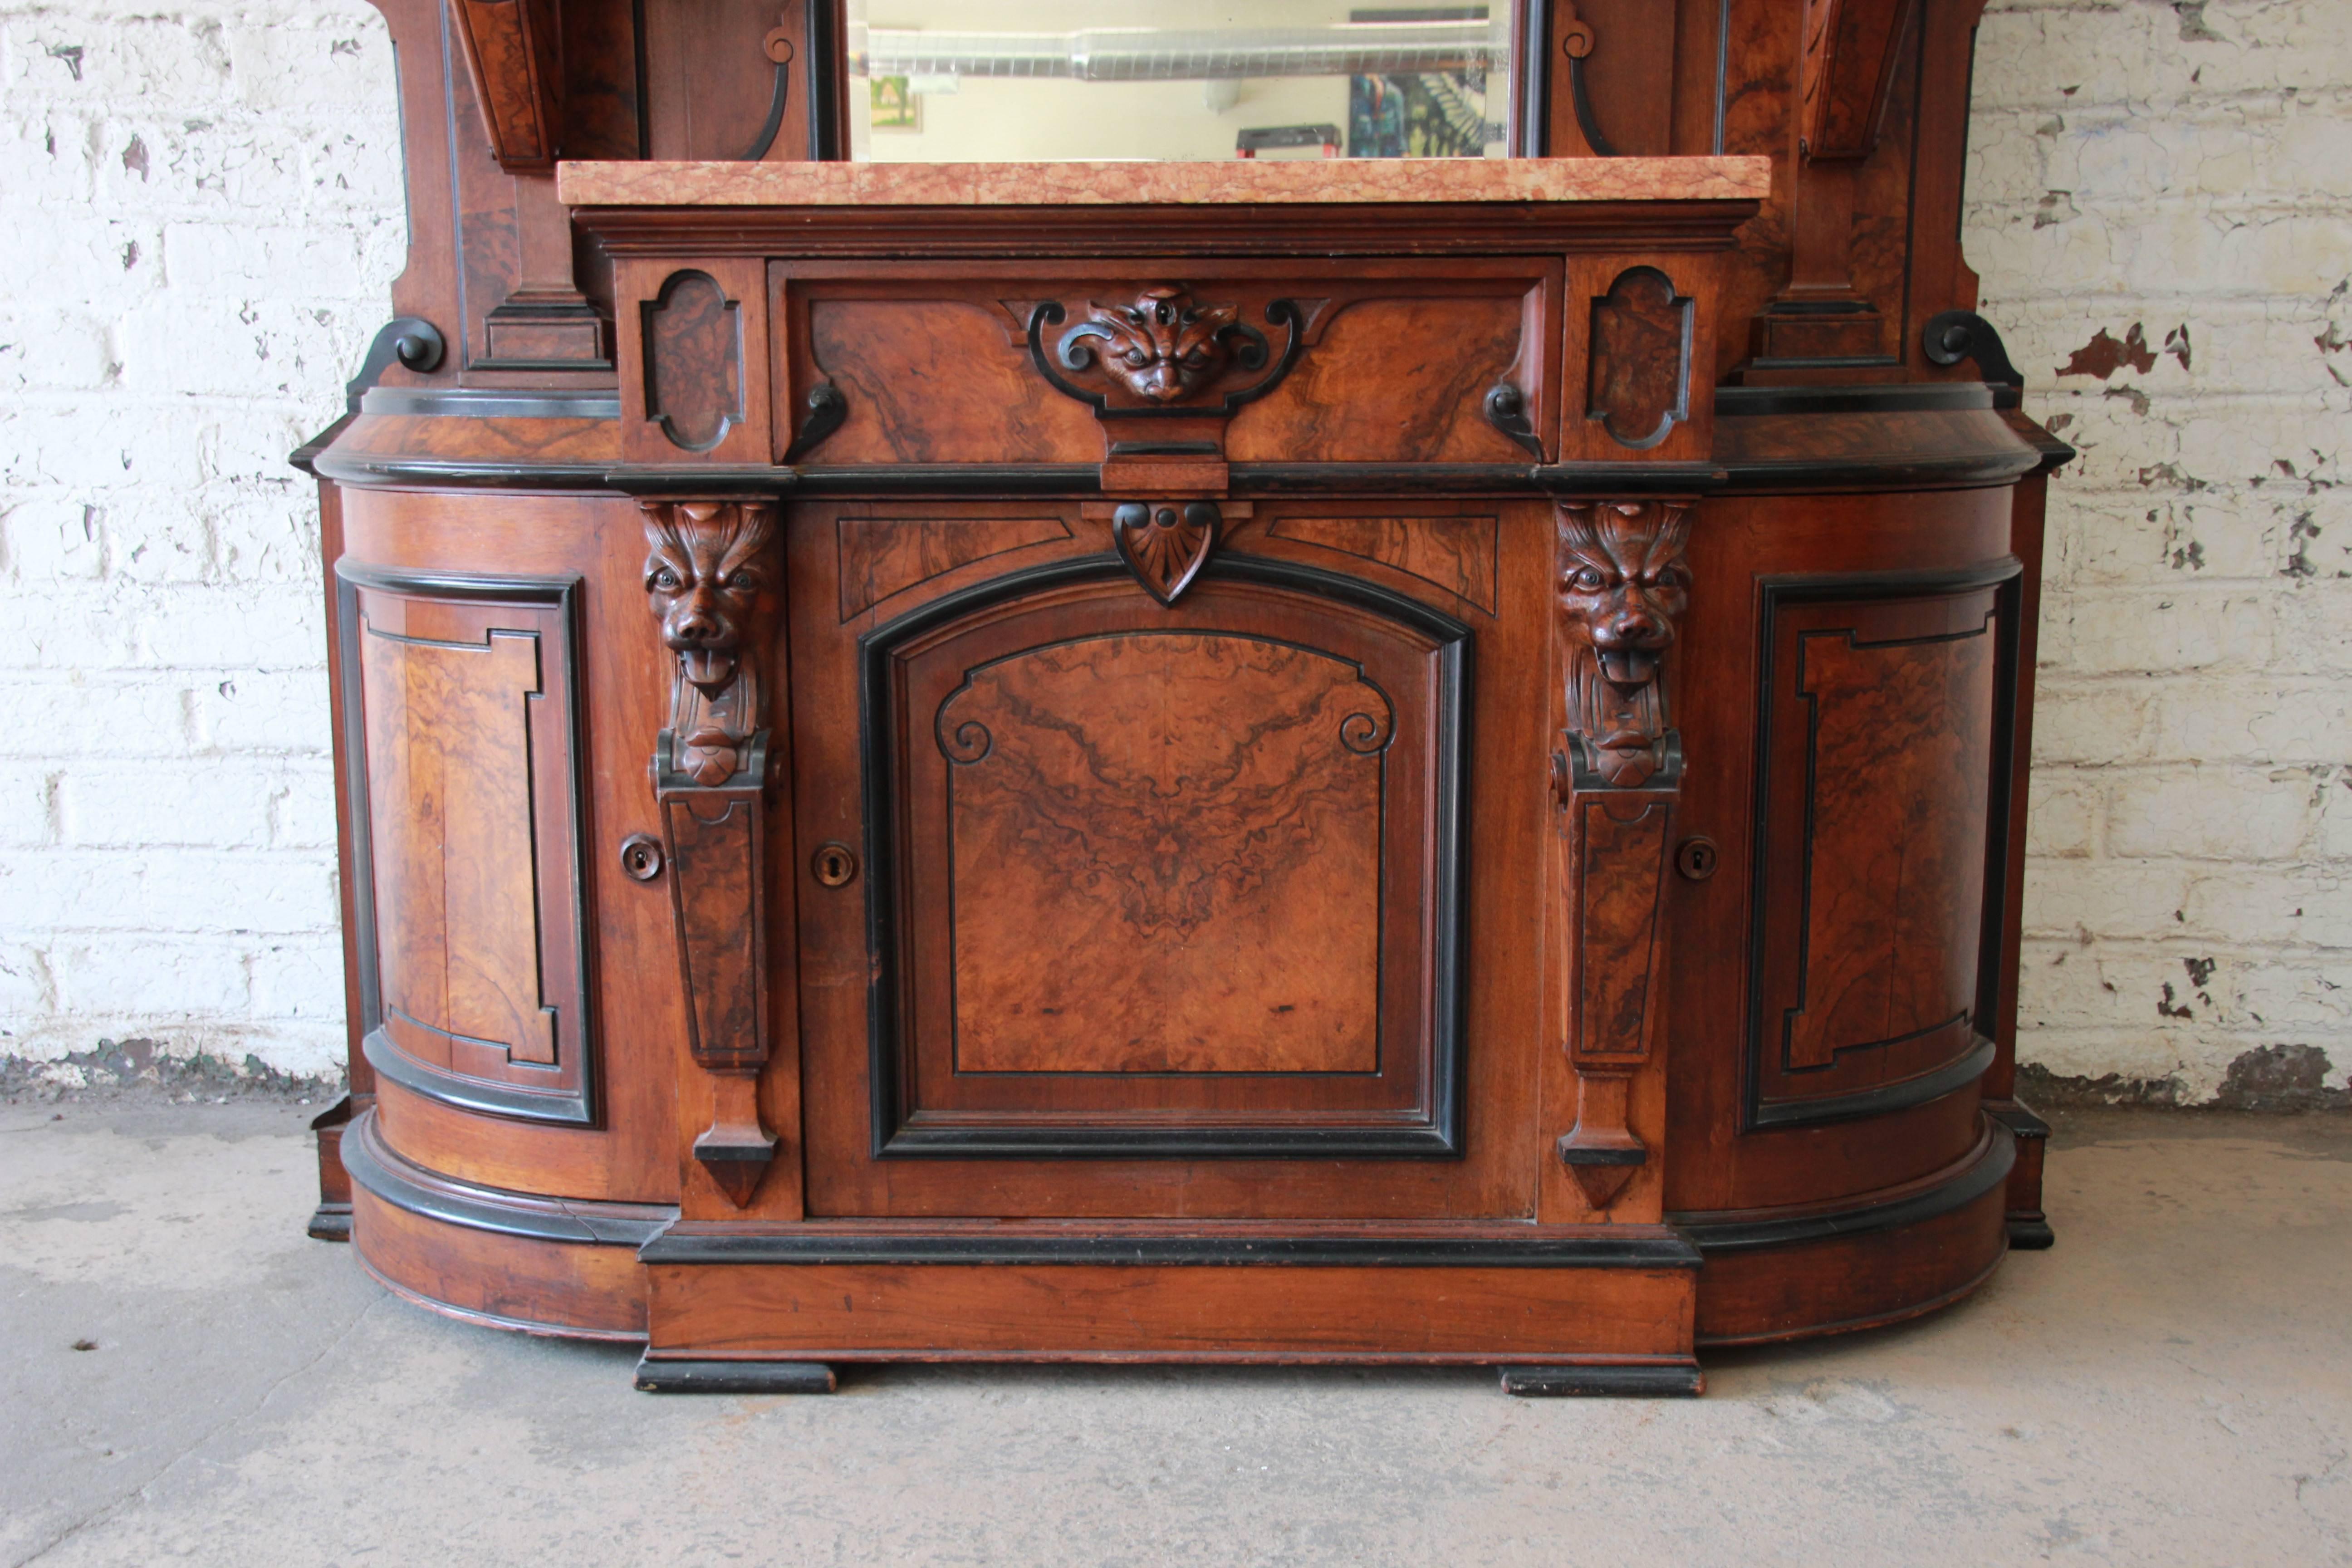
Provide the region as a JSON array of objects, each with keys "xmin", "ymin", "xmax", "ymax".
[
  {"xmin": 619, "ymin": 833, "xmax": 664, "ymax": 882},
  {"xmin": 813, "ymin": 842, "xmax": 859, "ymax": 888},
  {"xmin": 1676, "ymin": 835, "xmax": 1720, "ymax": 882}
]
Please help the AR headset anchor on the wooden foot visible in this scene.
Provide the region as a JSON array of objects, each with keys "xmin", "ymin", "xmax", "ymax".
[
  {"xmin": 635, "ymin": 1356, "xmax": 838, "ymax": 1395},
  {"xmin": 1499, "ymin": 1361, "xmax": 1703, "ymax": 1398},
  {"xmin": 1984, "ymin": 1099, "xmax": 2054, "ymax": 1250}
]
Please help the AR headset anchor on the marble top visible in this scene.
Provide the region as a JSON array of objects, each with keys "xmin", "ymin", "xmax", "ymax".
[{"xmin": 557, "ymin": 157, "xmax": 1772, "ymax": 209}]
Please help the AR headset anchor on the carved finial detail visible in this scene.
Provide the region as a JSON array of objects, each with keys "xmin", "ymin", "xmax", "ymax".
[
  {"xmin": 642, "ymin": 500, "xmax": 779, "ymax": 787},
  {"xmin": 1556, "ymin": 501, "xmax": 1692, "ymax": 790}
]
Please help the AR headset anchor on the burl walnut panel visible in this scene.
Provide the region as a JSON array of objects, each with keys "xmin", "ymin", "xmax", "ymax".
[
  {"xmin": 784, "ymin": 270, "xmax": 1548, "ymax": 467},
  {"xmin": 1263, "ymin": 514, "xmax": 1500, "ymax": 616},
  {"xmin": 344, "ymin": 570, "xmax": 593, "ymax": 1123},
  {"xmin": 837, "ymin": 514, "xmax": 1075, "ymax": 621},
  {"xmin": 1749, "ymin": 575, "xmax": 2015, "ymax": 1126},
  {"xmin": 938, "ymin": 633, "xmax": 1387, "ymax": 1075},
  {"xmin": 867, "ymin": 561, "xmax": 1467, "ymax": 1156}
]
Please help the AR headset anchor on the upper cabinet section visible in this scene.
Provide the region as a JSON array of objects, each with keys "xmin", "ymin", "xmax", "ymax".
[{"xmin": 841, "ymin": 1, "xmax": 1514, "ymax": 163}]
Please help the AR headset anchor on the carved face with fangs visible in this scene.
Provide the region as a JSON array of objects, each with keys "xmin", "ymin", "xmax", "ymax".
[
  {"xmin": 1557, "ymin": 502, "xmax": 1691, "ymax": 689},
  {"xmin": 642, "ymin": 502, "xmax": 776, "ymax": 696}
]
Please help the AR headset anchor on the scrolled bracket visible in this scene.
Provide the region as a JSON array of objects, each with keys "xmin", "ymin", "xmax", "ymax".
[
  {"xmin": 1484, "ymin": 382, "xmax": 1545, "ymax": 459},
  {"xmin": 781, "ymin": 382, "xmax": 848, "ymax": 465}
]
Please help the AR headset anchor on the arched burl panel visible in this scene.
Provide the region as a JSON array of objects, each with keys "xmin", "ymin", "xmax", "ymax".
[{"xmin": 860, "ymin": 557, "xmax": 1470, "ymax": 1160}]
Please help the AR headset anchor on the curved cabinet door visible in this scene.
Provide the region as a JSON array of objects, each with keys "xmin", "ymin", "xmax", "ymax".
[
  {"xmin": 338, "ymin": 564, "xmax": 598, "ymax": 1125},
  {"xmin": 1745, "ymin": 564, "xmax": 2022, "ymax": 1128},
  {"xmin": 857, "ymin": 556, "xmax": 1470, "ymax": 1161}
]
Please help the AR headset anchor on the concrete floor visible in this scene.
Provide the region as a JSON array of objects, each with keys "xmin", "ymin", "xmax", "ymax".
[{"xmin": 2, "ymin": 1104, "xmax": 2347, "ymax": 1568}]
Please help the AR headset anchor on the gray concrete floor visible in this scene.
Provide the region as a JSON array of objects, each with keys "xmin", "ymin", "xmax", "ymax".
[{"xmin": 2, "ymin": 1103, "xmax": 2347, "ymax": 1568}]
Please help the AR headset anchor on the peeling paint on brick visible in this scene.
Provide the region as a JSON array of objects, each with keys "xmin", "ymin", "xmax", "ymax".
[{"xmin": 2063, "ymin": 324, "xmax": 2160, "ymax": 381}]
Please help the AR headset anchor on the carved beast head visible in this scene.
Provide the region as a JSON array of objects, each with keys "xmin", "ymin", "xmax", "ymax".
[
  {"xmin": 642, "ymin": 501, "xmax": 776, "ymax": 696},
  {"xmin": 1557, "ymin": 501, "xmax": 1692, "ymax": 789},
  {"xmin": 1558, "ymin": 501, "xmax": 1690, "ymax": 689},
  {"xmin": 1066, "ymin": 286, "xmax": 1240, "ymax": 402}
]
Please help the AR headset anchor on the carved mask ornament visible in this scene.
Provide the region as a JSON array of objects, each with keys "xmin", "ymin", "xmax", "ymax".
[
  {"xmin": 1061, "ymin": 286, "xmax": 1264, "ymax": 403},
  {"xmin": 1557, "ymin": 501, "xmax": 1692, "ymax": 789},
  {"xmin": 642, "ymin": 500, "xmax": 778, "ymax": 785}
]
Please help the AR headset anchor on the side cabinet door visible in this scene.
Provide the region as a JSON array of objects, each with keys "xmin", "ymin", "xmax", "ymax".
[
  {"xmin": 337, "ymin": 565, "xmax": 597, "ymax": 1124},
  {"xmin": 789, "ymin": 511, "xmax": 1482, "ymax": 1214}
]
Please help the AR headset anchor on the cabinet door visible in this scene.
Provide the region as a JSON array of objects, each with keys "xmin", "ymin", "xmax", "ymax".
[
  {"xmin": 863, "ymin": 556, "xmax": 1467, "ymax": 1157},
  {"xmin": 787, "ymin": 503, "xmax": 1554, "ymax": 1220}
]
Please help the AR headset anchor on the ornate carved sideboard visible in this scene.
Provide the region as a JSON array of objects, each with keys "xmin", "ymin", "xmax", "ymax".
[{"xmin": 299, "ymin": 0, "xmax": 2069, "ymax": 1395}]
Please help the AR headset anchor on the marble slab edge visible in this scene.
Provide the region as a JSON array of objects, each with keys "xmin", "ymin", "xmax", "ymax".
[{"xmin": 556, "ymin": 156, "xmax": 1774, "ymax": 209}]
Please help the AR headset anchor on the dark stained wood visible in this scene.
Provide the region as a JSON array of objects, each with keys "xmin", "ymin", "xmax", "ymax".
[
  {"xmin": 448, "ymin": 0, "xmax": 565, "ymax": 173},
  {"xmin": 354, "ymin": 1186, "xmax": 647, "ymax": 1339},
  {"xmin": 1798, "ymin": 0, "xmax": 1921, "ymax": 161},
  {"xmin": 862, "ymin": 559, "xmax": 1467, "ymax": 1157},
  {"xmin": 1587, "ymin": 269, "xmax": 1695, "ymax": 451},
  {"xmin": 789, "ymin": 499, "xmax": 1552, "ymax": 1217},
  {"xmin": 647, "ymin": 1257, "xmax": 1697, "ymax": 1363},
  {"xmin": 837, "ymin": 513, "xmax": 1074, "ymax": 621},
  {"xmin": 310, "ymin": 5, "xmax": 2072, "ymax": 1380},
  {"xmin": 342, "ymin": 566, "xmax": 593, "ymax": 1120},
  {"xmin": 1749, "ymin": 571, "xmax": 2016, "ymax": 1124},
  {"xmin": 642, "ymin": 500, "xmax": 784, "ymax": 1207},
  {"xmin": 1263, "ymin": 514, "xmax": 1499, "ymax": 615},
  {"xmin": 642, "ymin": 274, "xmax": 745, "ymax": 452}
]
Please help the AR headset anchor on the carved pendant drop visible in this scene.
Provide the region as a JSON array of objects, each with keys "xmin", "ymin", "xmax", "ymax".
[{"xmin": 1112, "ymin": 500, "xmax": 1220, "ymax": 606}]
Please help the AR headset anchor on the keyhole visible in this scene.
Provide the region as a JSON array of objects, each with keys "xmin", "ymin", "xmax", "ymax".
[
  {"xmin": 618, "ymin": 833, "xmax": 664, "ymax": 882},
  {"xmin": 1676, "ymin": 836, "xmax": 1720, "ymax": 882},
  {"xmin": 813, "ymin": 842, "xmax": 859, "ymax": 888}
]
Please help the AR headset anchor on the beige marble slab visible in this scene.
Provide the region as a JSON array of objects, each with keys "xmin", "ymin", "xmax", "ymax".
[{"xmin": 558, "ymin": 157, "xmax": 1772, "ymax": 209}]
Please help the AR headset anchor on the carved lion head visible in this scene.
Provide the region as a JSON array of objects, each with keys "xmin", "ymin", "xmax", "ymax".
[
  {"xmin": 1557, "ymin": 501, "xmax": 1691, "ymax": 689},
  {"xmin": 642, "ymin": 501, "xmax": 777, "ymax": 696}
]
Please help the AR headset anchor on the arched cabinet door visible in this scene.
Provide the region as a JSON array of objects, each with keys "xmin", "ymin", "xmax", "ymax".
[{"xmin": 850, "ymin": 556, "xmax": 1470, "ymax": 1166}]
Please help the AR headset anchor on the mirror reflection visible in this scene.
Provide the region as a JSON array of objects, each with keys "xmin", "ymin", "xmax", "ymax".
[{"xmin": 844, "ymin": 2, "xmax": 1512, "ymax": 162}]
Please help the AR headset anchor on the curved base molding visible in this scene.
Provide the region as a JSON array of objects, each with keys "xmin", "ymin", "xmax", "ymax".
[
  {"xmin": 1681, "ymin": 1118, "xmax": 2018, "ymax": 1348},
  {"xmin": 343, "ymin": 1110, "xmax": 665, "ymax": 1342}
]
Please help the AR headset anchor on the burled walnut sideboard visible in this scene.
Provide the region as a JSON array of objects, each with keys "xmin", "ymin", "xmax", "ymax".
[{"xmin": 297, "ymin": 0, "xmax": 2068, "ymax": 1395}]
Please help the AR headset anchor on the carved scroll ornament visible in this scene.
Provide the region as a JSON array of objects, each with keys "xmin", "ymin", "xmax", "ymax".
[
  {"xmin": 642, "ymin": 500, "xmax": 781, "ymax": 1208},
  {"xmin": 1551, "ymin": 500, "xmax": 1692, "ymax": 1214}
]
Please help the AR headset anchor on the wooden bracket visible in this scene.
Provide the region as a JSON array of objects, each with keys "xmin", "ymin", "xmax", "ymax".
[
  {"xmin": 644, "ymin": 500, "xmax": 782, "ymax": 1208},
  {"xmin": 1553, "ymin": 501, "xmax": 1691, "ymax": 1212}
]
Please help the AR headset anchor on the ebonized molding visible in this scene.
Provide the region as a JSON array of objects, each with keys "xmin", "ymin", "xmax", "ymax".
[
  {"xmin": 638, "ymin": 1227, "xmax": 1704, "ymax": 1269},
  {"xmin": 341, "ymin": 1108, "xmax": 672, "ymax": 1246},
  {"xmin": 857, "ymin": 552, "xmax": 1472, "ymax": 1162},
  {"xmin": 1673, "ymin": 1117, "xmax": 2016, "ymax": 1253}
]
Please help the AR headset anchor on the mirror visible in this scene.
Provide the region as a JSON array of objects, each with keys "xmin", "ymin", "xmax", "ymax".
[{"xmin": 843, "ymin": 2, "xmax": 1514, "ymax": 162}]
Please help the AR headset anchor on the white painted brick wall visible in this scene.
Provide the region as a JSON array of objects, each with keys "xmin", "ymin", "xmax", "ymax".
[
  {"xmin": 0, "ymin": 0, "xmax": 2342, "ymax": 1101},
  {"xmin": 1975, "ymin": 0, "xmax": 2352, "ymax": 1101},
  {"xmin": 0, "ymin": 0, "xmax": 400, "ymax": 1076}
]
